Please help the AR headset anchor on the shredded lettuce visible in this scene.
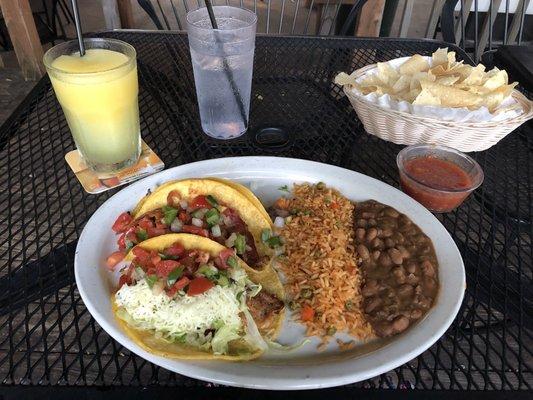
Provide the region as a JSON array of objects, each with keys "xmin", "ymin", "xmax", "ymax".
[{"xmin": 211, "ymin": 324, "xmax": 241, "ymax": 355}]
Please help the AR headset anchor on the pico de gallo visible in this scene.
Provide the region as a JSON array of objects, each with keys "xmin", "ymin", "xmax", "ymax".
[
  {"xmin": 118, "ymin": 242, "xmax": 245, "ymax": 298},
  {"xmin": 110, "ymin": 193, "xmax": 282, "ymax": 270},
  {"xmin": 113, "ymin": 240, "xmax": 282, "ymax": 355}
]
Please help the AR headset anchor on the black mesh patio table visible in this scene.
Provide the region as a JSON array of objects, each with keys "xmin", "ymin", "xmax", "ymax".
[{"xmin": 0, "ymin": 31, "xmax": 531, "ymax": 397}]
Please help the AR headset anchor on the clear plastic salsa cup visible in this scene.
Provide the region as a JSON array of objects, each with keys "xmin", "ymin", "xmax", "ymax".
[{"xmin": 396, "ymin": 144, "xmax": 484, "ymax": 213}]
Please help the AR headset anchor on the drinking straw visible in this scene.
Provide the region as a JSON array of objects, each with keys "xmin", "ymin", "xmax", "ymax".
[
  {"xmin": 204, "ymin": 0, "xmax": 248, "ymax": 128},
  {"xmin": 70, "ymin": 0, "xmax": 85, "ymax": 56}
]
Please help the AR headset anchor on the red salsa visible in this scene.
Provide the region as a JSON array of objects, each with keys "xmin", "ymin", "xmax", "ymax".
[{"xmin": 400, "ymin": 156, "xmax": 473, "ymax": 212}]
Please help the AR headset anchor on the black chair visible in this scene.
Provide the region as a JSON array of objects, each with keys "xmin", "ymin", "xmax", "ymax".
[
  {"xmin": 440, "ymin": 0, "xmax": 532, "ymax": 62},
  {"xmin": 137, "ymin": 0, "xmax": 370, "ymax": 36},
  {"xmin": 0, "ymin": 0, "xmax": 72, "ymax": 51}
]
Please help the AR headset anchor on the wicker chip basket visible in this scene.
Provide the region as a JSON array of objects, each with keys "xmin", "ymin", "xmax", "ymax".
[{"xmin": 344, "ymin": 64, "xmax": 533, "ymax": 152}]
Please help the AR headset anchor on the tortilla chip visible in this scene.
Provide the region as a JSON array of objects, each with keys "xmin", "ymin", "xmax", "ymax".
[
  {"xmin": 334, "ymin": 72, "xmax": 357, "ymax": 86},
  {"xmin": 462, "ymin": 64, "xmax": 486, "ymax": 86},
  {"xmin": 483, "ymin": 83, "xmax": 517, "ymax": 112},
  {"xmin": 392, "ymin": 75, "xmax": 411, "ymax": 93},
  {"xmin": 431, "ymin": 48, "xmax": 449, "ymax": 66},
  {"xmin": 483, "ymin": 68, "xmax": 508, "ymax": 90},
  {"xmin": 376, "ymin": 62, "xmax": 399, "ymax": 85},
  {"xmin": 413, "ymin": 88, "xmax": 442, "ymax": 106},
  {"xmin": 436, "ymin": 75, "xmax": 461, "ymax": 86},
  {"xmin": 399, "ymin": 54, "xmax": 430, "ymax": 75},
  {"xmin": 421, "ymin": 80, "xmax": 483, "ymax": 108}
]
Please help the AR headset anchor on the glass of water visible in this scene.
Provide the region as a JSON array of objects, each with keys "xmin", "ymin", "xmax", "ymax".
[{"xmin": 187, "ymin": 6, "xmax": 257, "ymax": 139}]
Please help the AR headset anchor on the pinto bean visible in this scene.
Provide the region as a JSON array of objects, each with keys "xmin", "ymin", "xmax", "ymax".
[
  {"xmin": 355, "ymin": 228, "xmax": 366, "ymax": 240},
  {"xmin": 367, "ymin": 218, "xmax": 377, "ymax": 227},
  {"xmin": 380, "ymin": 228, "xmax": 393, "ymax": 238},
  {"xmin": 357, "ymin": 244, "xmax": 370, "ymax": 260},
  {"xmin": 392, "ymin": 231, "xmax": 405, "ymax": 244},
  {"xmin": 366, "ymin": 227, "xmax": 378, "ymax": 242},
  {"xmin": 406, "ymin": 261, "xmax": 417, "ymax": 274},
  {"xmin": 423, "ymin": 277, "xmax": 438, "ymax": 293},
  {"xmin": 356, "ymin": 218, "xmax": 367, "ymax": 228},
  {"xmin": 361, "ymin": 212, "xmax": 375, "ymax": 219},
  {"xmin": 392, "ymin": 316, "xmax": 410, "ymax": 333},
  {"xmin": 397, "ymin": 245, "xmax": 410, "ymax": 259},
  {"xmin": 372, "ymin": 250, "xmax": 381, "ymax": 260},
  {"xmin": 362, "ymin": 279, "xmax": 380, "ymax": 297},
  {"xmin": 389, "ymin": 248, "xmax": 403, "ymax": 265},
  {"xmin": 421, "ymin": 260, "xmax": 436, "ymax": 277},
  {"xmin": 378, "ymin": 252, "xmax": 393, "ymax": 268},
  {"xmin": 384, "ymin": 238, "xmax": 395, "ymax": 249},
  {"xmin": 392, "ymin": 266, "xmax": 406, "ymax": 284},
  {"xmin": 384, "ymin": 208, "xmax": 400, "ymax": 218},
  {"xmin": 410, "ymin": 309, "xmax": 423, "ymax": 319},
  {"xmin": 398, "ymin": 284, "xmax": 414, "ymax": 298},
  {"xmin": 364, "ymin": 297, "xmax": 382, "ymax": 313},
  {"xmin": 371, "ymin": 238, "xmax": 384, "ymax": 250}
]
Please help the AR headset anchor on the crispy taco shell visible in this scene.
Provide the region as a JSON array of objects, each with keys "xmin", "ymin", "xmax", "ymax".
[
  {"xmin": 115, "ymin": 234, "xmax": 285, "ymax": 360},
  {"xmin": 132, "ymin": 179, "xmax": 273, "ymax": 261}
]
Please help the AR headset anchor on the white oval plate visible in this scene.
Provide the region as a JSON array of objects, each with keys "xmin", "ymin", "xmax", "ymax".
[{"xmin": 75, "ymin": 156, "xmax": 465, "ymax": 390}]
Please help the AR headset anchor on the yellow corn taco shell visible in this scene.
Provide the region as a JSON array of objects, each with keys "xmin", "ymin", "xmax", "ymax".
[
  {"xmin": 132, "ymin": 179, "xmax": 273, "ymax": 262},
  {"xmin": 115, "ymin": 234, "xmax": 285, "ymax": 360},
  {"xmin": 205, "ymin": 177, "xmax": 272, "ymax": 223}
]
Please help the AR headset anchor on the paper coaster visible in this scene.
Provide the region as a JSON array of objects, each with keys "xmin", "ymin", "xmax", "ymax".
[{"xmin": 65, "ymin": 141, "xmax": 164, "ymax": 194}]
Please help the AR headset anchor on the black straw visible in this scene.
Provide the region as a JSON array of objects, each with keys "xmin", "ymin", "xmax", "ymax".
[
  {"xmin": 204, "ymin": 0, "xmax": 248, "ymax": 129},
  {"xmin": 70, "ymin": 0, "xmax": 85, "ymax": 56}
]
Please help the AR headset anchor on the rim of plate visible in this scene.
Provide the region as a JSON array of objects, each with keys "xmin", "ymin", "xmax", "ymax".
[{"xmin": 75, "ymin": 156, "xmax": 465, "ymax": 390}]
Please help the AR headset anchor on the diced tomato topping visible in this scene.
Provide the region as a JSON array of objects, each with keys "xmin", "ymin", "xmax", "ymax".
[
  {"xmin": 216, "ymin": 248, "xmax": 235, "ymax": 270},
  {"xmin": 138, "ymin": 217, "xmax": 154, "ymax": 230},
  {"xmin": 112, "ymin": 212, "xmax": 133, "ymax": 233},
  {"xmin": 155, "ymin": 221, "xmax": 167, "ymax": 230},
  {"xmin": 330, "ymin": 202, "xmax": 340, "ymax": 210},
  {"xmin": 174, "ymin": 276, "xmax": 190, "ymax": 290},
  {"xmin": 301, "ymin": 305, "xmax": 315, "ymax": 321},
  {"xmin": 167, "ymin": 277, "xmax": 190, "ymax": 296},
  {"xmin": 146, "ymin": 226, "xmax": 168, "ymax": 237},
  {"xmin": 106, "ymin": 251, "xmax": 125, "ymax": 270},
  {"xmin": 178, "ymin": 211, "xmax": 189, "ymax": 223},
  {"xmin": 155, "ymin": 259, "xmax": 181, "ymax": 278},
  {"xmin": 167, "ymin": 190, "xmax": 181, "ymax": 207},
  {"xmin": 118, "ymin": 274, "xmax": 132, "ymax": 288},
  {"xmin": 187, "ymin": 277, "xmax": 214, "ymax": 296},
  {"xmin": 150, "ymin": 250, "xmax": 162, "ymax": 266},
  {"xmin": 189, "ymin": 195, "xmax": 210, "ymax": 210},
  {"xmin": 117, "ymin": 233, "xmax": 126, "ymax": 250},
  {"xmin": 132, "ymin": 247, "xmax": 151, "ymax": 262},
  {"xmin": 164, "ymin": 243, "xmax": 185, "ymax": 258},
  {"xmin": 182, "ymin": 225, "xmax": 209, "ymax": 237}
]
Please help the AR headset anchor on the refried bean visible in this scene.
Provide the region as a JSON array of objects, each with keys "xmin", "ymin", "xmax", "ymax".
[{"xmin": 354, "ymin": 200, "xmax": 439, "ymax": 337}]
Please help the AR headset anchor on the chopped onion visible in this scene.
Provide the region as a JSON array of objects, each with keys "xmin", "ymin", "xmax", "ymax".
[
  {"xmin": 192, "ymin": 217, "xmax": 203, "ymax": 227},
  {"xmin": 221, "ymin": 214, "xmax": 233, "ymax": 227},
  {"xmin": 225, "ymin": 232, "xmax": 237, "ymax": 248},
  {"xmin": 193, "ymin": 208, "xmax": 208, "ymax": 219},
  {"xmin": 152, "ymin": 281, "xmax": 164, "ymax": 295},
  {"xmin": 245, "ymin": 245, "xmax": 252, "ymax": 252},
  {"xmin": 211, "ymin": 224, "xmax": 221, "ymax": 237},
  {"xmin": 274, "ymin": 216, "xmax": 285, "ymax": 228},
  {"xmin": 179, "ymin": 200, "xmax": 188, "ymax": 209},
  {"xmin": 274, "ymin": 246, "xmax": 285, "ymax": 256},
  {"xmin": 170, "ymin": 219, "xmax": 183, "ymax": 232}
]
